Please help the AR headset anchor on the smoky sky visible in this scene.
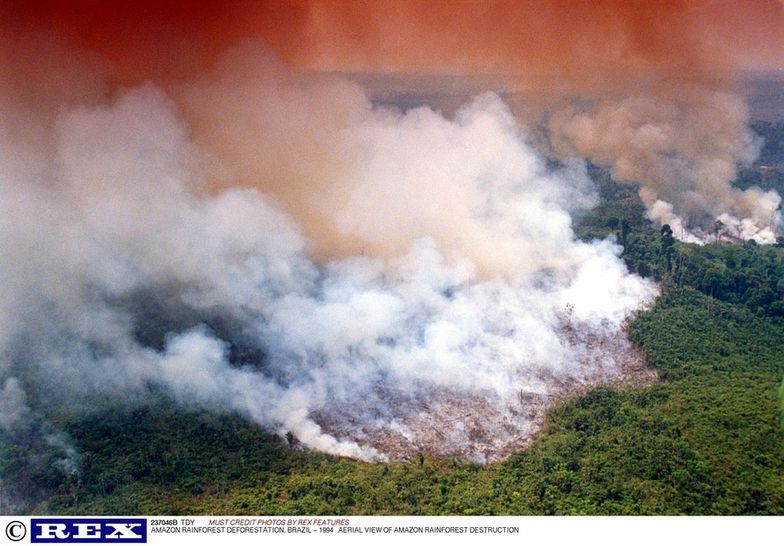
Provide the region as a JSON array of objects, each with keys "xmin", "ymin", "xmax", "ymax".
[
  {"xmin": 7, "ymin": 0, "xmax": 781, "ymax": 239},
  {"xmin": 0, "ymin": 1, "xmax": 780, "ymax": 486}
]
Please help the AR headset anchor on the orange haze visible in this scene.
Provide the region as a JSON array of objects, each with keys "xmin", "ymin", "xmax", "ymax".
[
  {"xmin": 3, "ymin": 1, "xmax": 782, "ymax": 262},
  {"xmin": 4, "ymin": 0, "xmax": 783, "ymax": 87}
]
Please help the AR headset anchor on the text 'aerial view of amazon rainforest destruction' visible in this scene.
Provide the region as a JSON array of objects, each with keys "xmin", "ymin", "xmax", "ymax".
[{"xmin": 1, "ymin": 0, "xmax": 783, "ymax": 517}]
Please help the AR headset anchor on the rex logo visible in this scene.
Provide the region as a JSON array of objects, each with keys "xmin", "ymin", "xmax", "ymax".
[{"xmin": 31, "ymin": 519, "xmax": 147, "ymax": 543}]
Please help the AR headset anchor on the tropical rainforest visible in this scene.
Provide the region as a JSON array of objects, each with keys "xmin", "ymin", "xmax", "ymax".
[{"xmin": 3, "ymin": 123, "xmax": 782, "ymax": 517}]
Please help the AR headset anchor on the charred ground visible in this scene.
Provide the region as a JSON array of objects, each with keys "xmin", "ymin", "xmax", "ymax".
[{"xmin": 4, "ymin": 150, "xmax": 783, "ymax": 515}]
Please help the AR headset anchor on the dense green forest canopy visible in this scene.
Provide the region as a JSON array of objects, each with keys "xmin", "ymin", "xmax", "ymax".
[{"xmin": 3, "ymin": 124, "xmax": 783, "ymax": 516}]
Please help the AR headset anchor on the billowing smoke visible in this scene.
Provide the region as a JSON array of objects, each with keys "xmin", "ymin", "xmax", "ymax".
[
  {"xmin": 269, "ymin": 0, "xmax": 784, "ymax": 242},
  {"xmin": 1, "ymin": 36, "xmax": 657, "ymax": 472},
  {"xmin": 547, "ymin": 90, "xmax": 780, "ymax": 243},
  {"xmin": 3, "ymin": 2, "xmax": 780, "ymax": 507},
  {"xmin": 6, "ymin": 1, "xmax": 782, "ymax": 241},
  {"xmin": 176, "ymin": 43, "xmax": 604, "ymax": 271}
]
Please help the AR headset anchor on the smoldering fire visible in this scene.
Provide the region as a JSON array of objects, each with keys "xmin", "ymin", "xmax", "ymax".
[
  {"xmin": 0, "ymin": 72, "xmax": 659, "ymax": 462},
  {"xmin": 0, "ymin": 2, "xmax": 781, "ymax": 484}
]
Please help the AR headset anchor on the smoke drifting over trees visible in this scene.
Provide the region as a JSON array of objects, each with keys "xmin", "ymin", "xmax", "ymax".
[
  {"xmin": 2, "ymin": 38, "xmax": 657, "ymax": 464},
  {"xmin": 0, "ymin": 1, "xmax": 780, "ymax": 495}
]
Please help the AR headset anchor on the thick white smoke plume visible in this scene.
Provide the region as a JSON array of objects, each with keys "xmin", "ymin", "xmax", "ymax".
[
  {"xmin": 548, "ymin": 91, "xmax": 782, "ymax": 243},
  {"xmin": 1, "ymin": 44, "xmax": 657, "ymax": 466}
]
